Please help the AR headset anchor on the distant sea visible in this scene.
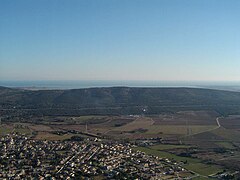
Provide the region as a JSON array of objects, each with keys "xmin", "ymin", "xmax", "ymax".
[{"xmin": 0, "ymin": 80, "xmax": 240, "ymax": 92}]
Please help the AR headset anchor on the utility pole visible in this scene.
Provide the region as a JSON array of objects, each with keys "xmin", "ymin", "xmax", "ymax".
[
  {"xmin": 85, "ymin": 122, "xmax": 88, "ymax": 133},
  {"xmin": 186, "ymin": 119, "xmax": 191, "ymax": 136}
]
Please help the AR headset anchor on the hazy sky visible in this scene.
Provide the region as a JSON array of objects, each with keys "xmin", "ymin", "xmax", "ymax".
[{"xmin": 0, "ymin": 0, "xmax": 240, "ymax": 81}]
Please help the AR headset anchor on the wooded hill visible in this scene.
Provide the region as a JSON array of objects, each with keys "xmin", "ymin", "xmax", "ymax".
[{"xmin": 1, "ymin": 86, "xmax": 240, "ymax": 116}]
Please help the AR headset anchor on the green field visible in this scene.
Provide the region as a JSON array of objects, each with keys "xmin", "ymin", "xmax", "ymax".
[
  {"xmin": 35, "ymin": 132, "xmax": 76, "ymax": 140},
  {"xmin": 14, "ymin": 124, "xmax": 32, "ymax": 135},
  {"xmin": 184, "ymin": 163, "xmax": 223, "ymax": 176},
  {"xmin": 151, "ymin": 144, "xmax": 191, "ymax": 150},
  {"xmin": 14, "ymin": 127, "xmax": 32, "ymax": 135},
  {"xmin": 135, "ymin": 146, "xmax": 199, "ymax": 163},
  {"xmin": 0, "ymin": 124, "xmax": 32, "ymax": 136},
  {"xmin": 134, "ymin": 146, "xmax": 223, "ymax": 176},
  {"xmin": 215, "ymin": 141, "xmax": 236, "ymax": 150}
]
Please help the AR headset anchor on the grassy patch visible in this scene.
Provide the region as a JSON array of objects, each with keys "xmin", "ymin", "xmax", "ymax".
[
  {"xmin": 212, "ymin": 127, "xmax": 240, "ymax": 141},
  {"xmin": 0, "ymin": 124, "xmax": 31, "ymax": 136},
  {"xmin": 134, "ymin": 146, "xmax": 223, "ymax": 176},
  {"xmin": 35, "ymin": 132, "xmax": 73, "ymax": 141},
  {"xmin": 14, "ymin": 127, "xmax": 31, "ymax": 135},
  {"xmin": 215, "ymin": 141, "xmax": 236, "ymax": 150},
  {"xmin": 192, "ymin": 176, "xmax": 211, "ymax": 180},
  {"xmin": 0, "ymin": 125, "xmax": 13, "ymax": 136},
  {"xmin": 14, "ymin": 124, "xmax": 32, "ymax": 135},
  {"xmin": 151, "ymin": 144, "xmax": 191, "ymax": 150},
  {"xmin": 184, "ymin": 163, "xmax": 223, "ymax": 176},
  {"xmin": 135, "ymin": 147, "xmax": 199, "ymax": 163}
]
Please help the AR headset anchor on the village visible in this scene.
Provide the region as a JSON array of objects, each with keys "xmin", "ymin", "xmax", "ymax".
[{"xmin": 0, "ymin": 133, "xmax": 194, "ymax": 179}]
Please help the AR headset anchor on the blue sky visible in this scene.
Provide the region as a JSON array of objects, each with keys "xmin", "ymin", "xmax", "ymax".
[{"xmin": 0, "ymin": 0, "xmax": 240, "ymax": 81}]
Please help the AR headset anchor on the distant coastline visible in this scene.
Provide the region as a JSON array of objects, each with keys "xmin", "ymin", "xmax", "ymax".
[{"xmin": 0, "ymin": 80, "xmax": 240, "ymax": 92}]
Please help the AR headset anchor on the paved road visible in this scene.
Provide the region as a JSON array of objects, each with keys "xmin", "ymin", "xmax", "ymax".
[{"xmin": 57, "ymin": 145, "xmax": 87, "ymax": 174}]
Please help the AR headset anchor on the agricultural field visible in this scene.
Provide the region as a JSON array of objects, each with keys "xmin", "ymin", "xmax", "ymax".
[
  {"xmin": 1, "ymin": 111, "xmax": 221, "ymax": 140},
  {"xmin": 1, "ymin": 110, "xmax": 240, "ymax": 173},
  {"xmin": 134, "ymin": 146, "xmax": 224, "ymax": 177},
  {"xmin": 0, "ymin": 124, "xmax": 32, "ymax": 136},
  {"xmin": 145, "ymin": 125, "xmax": 217, "ymax": 136},
  {"xmin": 219, "ymin": 115, "xmax": 240, "ymax": 130},
  {"xmin": 0, "ymin": 124, "xmax": 13, "ymax": 136},
  {"xmin": 152, "ymin": 111, "xmax": 218, "ymax": 125},
  {"xmin": 150, "ymin": 144, "xmax": 191, "ymax": 150},
  {"xmin": 211, "ymin": 127, "xmax": 240, "ymax": 141},
  {"xmin": 215, "ymin": 141, "xmax": 237, "ymax": 150},
  {"xmin": 34, "ymin": 132, "xmax": 74, "ymax": 141},
  {"xmin": 115, "ymin": 117, "xmax": 154, "ymax": 131},
  {"xmin": 0, "ymin": 111, "xmax": 225, "ymax": 141}
]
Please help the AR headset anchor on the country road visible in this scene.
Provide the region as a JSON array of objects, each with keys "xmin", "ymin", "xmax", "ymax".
[{"xmin": 216, "ymin": 117, "xmax": 221, "ymax": 127}]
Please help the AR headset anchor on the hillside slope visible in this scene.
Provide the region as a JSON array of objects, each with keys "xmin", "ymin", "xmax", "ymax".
[{"xmin": 1, "ymin": 86, "xmax": 240, "ymax": 115}]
